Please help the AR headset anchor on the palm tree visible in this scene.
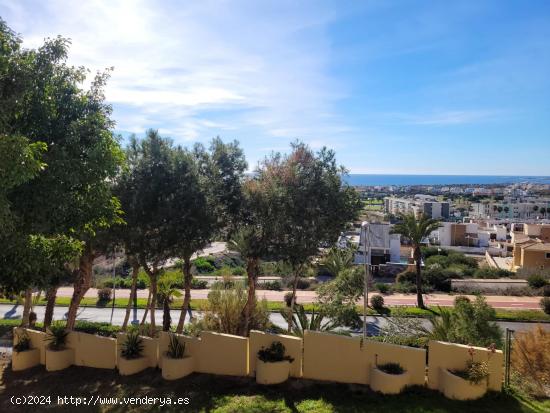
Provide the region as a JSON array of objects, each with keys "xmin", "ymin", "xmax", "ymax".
[
  {"xmin": 390, "ymin": 213, "xmax": 442, "ymax": 308},
  {"xmin": 157, "ymin": 278, "xmax": 182, "ymax": 332},
  {"xmin": 321, "ymin": 246, "xmax": 357, "ymax": 277}
]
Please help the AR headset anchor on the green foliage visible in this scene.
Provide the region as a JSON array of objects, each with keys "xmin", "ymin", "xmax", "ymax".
[
  {"xmin": 259, "ymin": 281, "xmax": 282, "ymax": 291},
  {"xmin": 191, "ymin": 278, "xmax": 208, "ymax": 289},
  {"xmin": 73, "ymin": 321, "xmax": 120, "ymax": 337},
  {"xmin": 14, "ymin": 330, "xmax": 31, "ymax": 353},
  {"xmin": 194, "ymin": 257, "xmax": 216, "ymax": 273},
  {"xmin": 473, "ymin": 267, "xmax": 514, "ymax": 279},
  {"xmin": 231, "ymin": 266, "xmax": 246, "ymax": 276},
  {"xmin": 375, "ymin": 283, "xmax": 390, "ymax": 294},
  {"xmin": 121, "ymin": 330, "xmax": 144, "ymax": 360},
  {"xmin": 167, "ymin": 333, "xmax": 185, "ymax": 359},
  {"xmin": 257, "ymin": 341, "xmax": 294, "ymax": 363},
  {"xmin": 540, "ymin": 297, "xmax": 550, "ymax": 315},
  {"xmin": 451, "ymin": 360, "xmax": 489, "ymax": 385},
  {"xmin": 543, "ymin": 284, "xmax": 550, "ymax": 297},
  {"xmin": 320, "ymin": 246, "xmax": 357, "ymax": 277},
  {"xmin": 97, "ymin": 287, "xmax": 112, "ymax": 303},
  {"xmin": 45, "ymin": 322, "xmax": 69, "ymax": 351},
  {"xmin": 377, "ymin": 362, "xmax": 405, "ymax": 375},
  {"xmin": 527, "ymin": 274, "xmax": 548, "ymax": 289},
  {"xmin": 370, "ymin": 294, "xmax": 385, "ymax": 311},
  {"xmin": 281, "ymin": 304, "xmax": 342, "ymax": 337}
]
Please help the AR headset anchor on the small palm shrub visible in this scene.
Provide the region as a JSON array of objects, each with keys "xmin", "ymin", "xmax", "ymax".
[
  {"xmin": 540, "ymin": 297, "xmax": 550, "ymax": 315},
  {"xmin": 14, "ymin": 330, "xmax": 31, "ymax": 353},
  {"xmin": 377, "ymin": 362, "xmax": 405, "ymax": 375},
  {"xmin": 370, "ymin": 294, "xmax": 385, "ymax": 311},
  {"xmin": 121, "ymin": 330, "xmax": 144, "ymax": 359},
  {"xmin": 257, "ymin": 341, "xmax": 294, "ymax": 363},
  {"xmin": 45, "ymin": 322, "xmax": 69, "ymax": 351},
  {"xmin": 166, "ymin": 333, "xmax": 185, "ymax": 359},
  {"xmin": 527, "ymin": 274, "xmax": 548, "ymax": 289},
  {"xmin": 97, "ymin": 287, "xmax": 112, "ymax": 304}
]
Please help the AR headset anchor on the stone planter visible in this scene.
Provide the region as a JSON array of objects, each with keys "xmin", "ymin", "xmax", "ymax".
[
  {"xmin": 161, "ymin": 355, "xmax": 194, "ymax": 380},
  {"xmin": 118, "ymin": 356, "xmax": 149, "ymax": 376},
  {"xmin": 12, "ymin": 348, "xmax": 41, "ymax": 371},
  {"xmin": 256, "ymin": 359, "xmax": 290, "ymax": 385},
  {"xmin": 45, "ymin": 348, "xmax": 74, "ymax": 372},
  {"xmin": 440, "ymin": 368, "xmax": 487, "ymax": 400},
  {"xmin": 370, "ymin": 366, "xmax": 410, "ymax": 394}
]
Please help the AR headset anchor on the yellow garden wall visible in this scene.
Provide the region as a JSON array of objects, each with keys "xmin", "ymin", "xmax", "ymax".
[
  {"xmin": 249, "ymin": 330, "xmax": 302, "ymax": 378},
  {"xmin": 15, "ymin": 328, "xmax": 47, "ymax": 364},
  {"xmin": 303, "ymin": 331, "xmax": 368, "ymax": 384},
  {"xmin": 363, "ymin": 340, "xmax": 426, "ymax": 386},
  {"xmin": 427, "ymin": 340, "xmax": 503, "ymax": 392},
  {"xmin": 72, "ymin": 332, "xmax": 117, "ymax": 369},
  {"xmin": 117, "ymin": 333, "xmax": 158, "ymax": 368},
  {"xmin": 195, "ymin": 331, "xmax": 248, "ymax": 376}
]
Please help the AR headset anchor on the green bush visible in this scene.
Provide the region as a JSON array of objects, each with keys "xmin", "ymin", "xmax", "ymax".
[
  {"xmin": 74, "ymin": 321, "xmax": 120, "ymax": 337},
  {"xmin": 257, "ymin": 341, "xmax": 294, "ymax": 363},
  {"xmin": 421, "ymin": 247, "xmax": 449, "ymax": 258},
  {"xmin": 542, "ymin": 284, "xmax": 550, "ymax": 297},
  {"xmin": 97, "ymin": 287, "xmax": 112, "ymax": 303},
  {"xmin": 370, "ymin": 294, "xmax": 385, "ymax": 311},
  {"xmin": 527, "ymin": 274, "xmax": 548, "ymax": 289},
  {"xmin": 540, "ymin": 297, "xmax": 550, "ymax": 315},
  {"xmin": 473, "ymin": 267, "xmax": 513, "ymax": 279},
  {"xmin": 191, "ymin": 278, "xmax": 208, "ymax": 289},
  {"xmin": 284, "ymin": 292, "xmax": 295, "ymax": 307},
  {"xmin": 121, "ymin": 330, "xmax": 144, "ymax": 359},
  {"xmin": 375, "ymin": 283, "xmax": 390, "ymax": 294},
  {"xmin": 396, "ymin": 271, "xmax": 416, "ymax": 284},
  {"xmin": 231, "ymin": 266, "xmax": 246, "ymax": 276},
  {"xmin": 295, "ymin": 278, "xmax": 311, "ymax": 290},
  {"xmin": 45, "ymin": 322, "xmax": 69, "ymax": 351},
  {"xmin": 259, "ymin": 281, "xmax": 282, "ymax": 291},
  {"xmin": 193, "ymin": 257, "xmax": 216, "ymax": 273}
]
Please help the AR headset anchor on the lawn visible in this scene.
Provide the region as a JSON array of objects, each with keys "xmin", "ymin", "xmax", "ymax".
[{"xmin": 0, "ymin": 360, "xmax": 547, "ymax": 413}]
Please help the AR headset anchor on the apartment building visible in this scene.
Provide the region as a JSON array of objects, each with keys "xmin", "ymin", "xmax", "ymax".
[
  {"xmin": 384, "ymin": 196, "xmax": 450, "ymax": 219},
  {"xmin": 470, "ymin": 199, "xmax": 550, "ymax": 219},
  {"xmin": 354, "ymin": 222, "xmax": 401, "ymax": 265}
]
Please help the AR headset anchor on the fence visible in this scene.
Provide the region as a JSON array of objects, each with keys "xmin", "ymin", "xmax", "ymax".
[{"xmin": 12, "ymin": 327, "xmax": 504, "ymax": 400}]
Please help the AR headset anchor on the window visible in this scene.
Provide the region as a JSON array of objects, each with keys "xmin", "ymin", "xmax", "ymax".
[{"xmin": 546, "ymin": 252, "xmax": 550, "ymax": 259}]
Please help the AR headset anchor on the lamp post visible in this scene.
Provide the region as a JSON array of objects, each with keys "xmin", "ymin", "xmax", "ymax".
[{"xmin": 362, "ymin": 222, "xmax": 371, "ymax": 340}]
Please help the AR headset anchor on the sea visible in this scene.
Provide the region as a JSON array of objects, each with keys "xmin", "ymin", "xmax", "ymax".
[{"xmin": 343, "ymin": 175, "xmax": 550, "ymax": 186}]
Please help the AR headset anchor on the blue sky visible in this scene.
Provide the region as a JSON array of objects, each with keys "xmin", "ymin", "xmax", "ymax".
[{"xmin": 2, "ymin": 0, "xmax": 550, "ymax": 174}]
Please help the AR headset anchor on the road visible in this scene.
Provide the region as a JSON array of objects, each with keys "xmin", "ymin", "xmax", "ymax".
[
  {"xmin": 1, "ymin": 304, "xmax": 546, "ymax": 335},
  {"xmin": 55, "ymin": 287, "xmax": 544, "ymax": 310}
]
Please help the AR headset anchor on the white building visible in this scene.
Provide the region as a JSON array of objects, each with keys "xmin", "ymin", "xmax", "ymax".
[
  {"xmin": 355, "ymin": 222, "xmax": 401, "ymax": 265},
  {"xmin": 384, "ymin": 196, "xmax": 450, "ymax": 219}
]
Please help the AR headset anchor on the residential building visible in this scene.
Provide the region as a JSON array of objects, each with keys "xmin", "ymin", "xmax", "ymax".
[
  {"xmin": 511, "ymin": 239, "xmax": 550, "ymax": 272},
  {"xmin": 384, "ymin": 196, "xmax": 450, "ymax": 219},
  {"xmin": 355, "ymin": 222, "xmax": 401, "ymax": 265},
  {"xmin": 470, "ymin": 199, "xmax": 550, "ymax": 220}
]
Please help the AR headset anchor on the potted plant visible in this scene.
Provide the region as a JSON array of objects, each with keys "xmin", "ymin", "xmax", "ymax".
[
  {"xmin": 440, "ymin": 347, "xmax": 489, "ymax": 400},
  {"xmin": 161, "ymin": 333, "xmax": 194, "ymax": 380},
  {"xmin": 118, "ymin": 330, "xmax": 148, "ymax": 376},
  {"xmin": 256, "ymin": 341, "xmax": 294, "ymax": 385},
  {"xmin": 44, "ymin": 322, "xmax": 73, "ymax": 371},
  {"xmin": 370, "ymin": 360, "xmax": 410, "ymax": 394},
  {"xmin": 12, "ymin": 329, "xmax": 40, "ymax": 371}
]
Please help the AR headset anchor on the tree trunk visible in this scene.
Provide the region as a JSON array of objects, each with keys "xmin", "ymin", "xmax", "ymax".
[
  {"xmin": 176, "ymin": 256, "xmax": 192, "ymax": 334},
  {"xmin": 122, "ymin": 259, "xmax": 139, "ymax": 331},
  {"xmin": 148, "ymin": 272, "xmax": 157, "ymax": 336},
  {"xmin": 162, "ymin": 298, "xmax": 171, "ymax": 331},
  {"xmin": 43, "ymin": 286, "xmax": 58, "ymax": 328},
  {"xmin": 238, "ymin": 257, "xmax": 258, "ymax": 336},
  {"xmin": 21, "ymin": 288, "xmax": 33, "ymax": 327},
  {"xmin": 413, "ymin": 246, "xmax": 425, "ymax": 308},
  {"xmin": 140, "ymin": 289, "xmax": 151, "ymax": 325},
  {"xmin": 287, "ymin": 265, "xmax": 302, "ymax": 333},
  {"xmin": 66, "ymin": 243, "xmax": 95, "ymax": 330}
]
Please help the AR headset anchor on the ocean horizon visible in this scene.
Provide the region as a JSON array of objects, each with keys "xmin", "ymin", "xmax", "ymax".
[{"xmin": 344, "ymin": 174, "xmax": 550, "ymax": 186}]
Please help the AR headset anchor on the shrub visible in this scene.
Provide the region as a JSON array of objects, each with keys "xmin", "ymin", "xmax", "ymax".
[
  {"xmin": 284, "ymin": 292, "xmax": 295, "ymax": 307},
  {"xmin": 97, "ymin": 287, "xmax": 112, "ymax": 303},
  {"xmin": 451, "ymin": 360, "xmax": 489, "ymax": 385},
  {"xmin": 370, "ymin": 294, "xmax": 385, "ymax": 311},
  {"xmin": 511, "ymin": 326, "xmax": 550, "ymax": 397},
  {"xmin": 396, "ymin": 271, "xmax": 416, "ymax": 285},
  {"xmin": 375, "ymin": 283, "xmax": 390, "ymax": 294},
  {"xmin": 377, "ymin": 362, "xmax": 405, "ymax": 375},
  {"xmin": 473, "ymin": 267, "xmax": 513, "ymax": 279},
  {"xmin": 193, "ymin": 257, "xmax": 215, "ymax": 273},
  {"xmin": 540, "ymin": 297, "xmax": 550, "ymax": 315},
  {"xmin": 295, "ymin": 278, "xmax": 311, "ymax": 290},
  {"xmin": 73, "ymin": 321, "xmax": 120, "ymax": 337},
  {"xmin": 191, "ymin": 278, "xmax": 208, "ymax": 289},
  {"xmin": 260, "ymin": 281, "xmax": 282, "ymax": 291},
  {"xmin": 14, "ymin": 330, "xmax": 31, "ymax": 353},
  {"xmin": 45, "ymin": 322, "xmax": 69, "ymax": 351},
  {"xmin": 121, "ymin": 330, "xmax": 144, "ymax": 359},
  {"xmin": 257, "ymin": 341, "xmax": 294, "ymax": 363},
  {"xmin": 543, "ymin": 284, "xmax": 550, "ymax": 297},
  {"xmin": 231, "ymin": 266, "xmax": 246, "ymax": 276},
  {"xmin": 454, "ymin": 295, "xmax": 471, "ymax": 305},
  {"xmin": 166, "ymin": 333, "xmax": 185, "ymax": 359},
  {"xmin": 528, "ymin": 274, "xmax": 548, "ymax": 289}
]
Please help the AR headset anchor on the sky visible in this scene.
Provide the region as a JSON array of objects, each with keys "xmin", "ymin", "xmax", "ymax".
[{"xmin": 1, "ymin": 0, "xmax": 550, "ymax": 175}]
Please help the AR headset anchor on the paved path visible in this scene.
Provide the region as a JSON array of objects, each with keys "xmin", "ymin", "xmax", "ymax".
[{"xmin": 55, "ymin": 287, "xmax": 543, "ymax": 310}]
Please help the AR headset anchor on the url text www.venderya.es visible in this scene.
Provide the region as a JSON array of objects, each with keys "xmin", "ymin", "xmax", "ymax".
[{"xmin": 10, "ymin": 395, "xmax": 190, "ymax": 407}]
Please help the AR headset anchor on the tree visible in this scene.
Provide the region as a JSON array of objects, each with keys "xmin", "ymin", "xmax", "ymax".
[
  {"xmin": 390, "ymin": 213, "xmax": 442, "ymax": 308},
  {"xmin": 157, "ymin": 277, "xmax": 182, "ymax": 332},
  {"xmin": 115, "ymin": 131, "xmax": 179, "ymax": 336},
  {"xmin": 261, "ymin": 142, "xmax": 361, "ymax": 332},
  {"xmin": 320, "ymin": 246, "xmax": 357, "ymax": 277}
]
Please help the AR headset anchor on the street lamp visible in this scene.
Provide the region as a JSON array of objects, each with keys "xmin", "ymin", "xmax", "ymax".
[{"xmin": 361, "ymin": 222, "xmax": 371, "ymax": 340}]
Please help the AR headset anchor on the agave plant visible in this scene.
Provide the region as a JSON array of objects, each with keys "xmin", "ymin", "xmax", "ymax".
[
  {"xmin": 14, "ymin": 330, "xmax": 31, "ymax": 353},
  {"xmin": 166, "ymin": 333, "xmax": 185, "ymax": 359},
  {"xmin": 45, "ymin": 322, "xmax": 69, "ymax": 351},
  {"xmin": 121, "ymin": 330, "xmax": 144, "ymax": 360},
  {"xmin": 281, "ymin": 304, "xmax": 340, "ymax": 337}
]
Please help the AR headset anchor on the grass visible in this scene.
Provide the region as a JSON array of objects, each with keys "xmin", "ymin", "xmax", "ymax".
[
  {"xmin": 1, "ymin": 297, "xmax": 548, "ymax": 323},
  {"xmin": 0, "ymin": 360, "xmax": 546, "ymax": 413}
]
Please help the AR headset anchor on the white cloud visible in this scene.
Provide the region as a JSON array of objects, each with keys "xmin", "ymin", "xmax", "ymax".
[{"xmin": 1, "ymin": 0, "xmax": 349, "ymax": 145}]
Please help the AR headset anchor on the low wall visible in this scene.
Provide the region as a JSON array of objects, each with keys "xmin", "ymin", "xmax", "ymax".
[
  {"xmin": 249, "ymin": 330, "xmax": 302, "ymax": 378},
  {"xmin": 72, "ymin": 332, "xmax": 117, "ymax": 369},
  {"xmin": 427, "ymin": 340, "xmax": 503, "ymax": 392},
  {"xmin": 195, "ymin": 331, "xmax": 248, "ymax": 376},
  {"xmin": 451, "ymin": 278, "xmax": 528, "ymax": 292}
]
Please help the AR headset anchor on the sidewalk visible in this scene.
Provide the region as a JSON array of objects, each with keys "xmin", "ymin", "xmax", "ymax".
[{"xmin": 55, "ymin": 287, "xmax": 543, "ymax": 310}]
